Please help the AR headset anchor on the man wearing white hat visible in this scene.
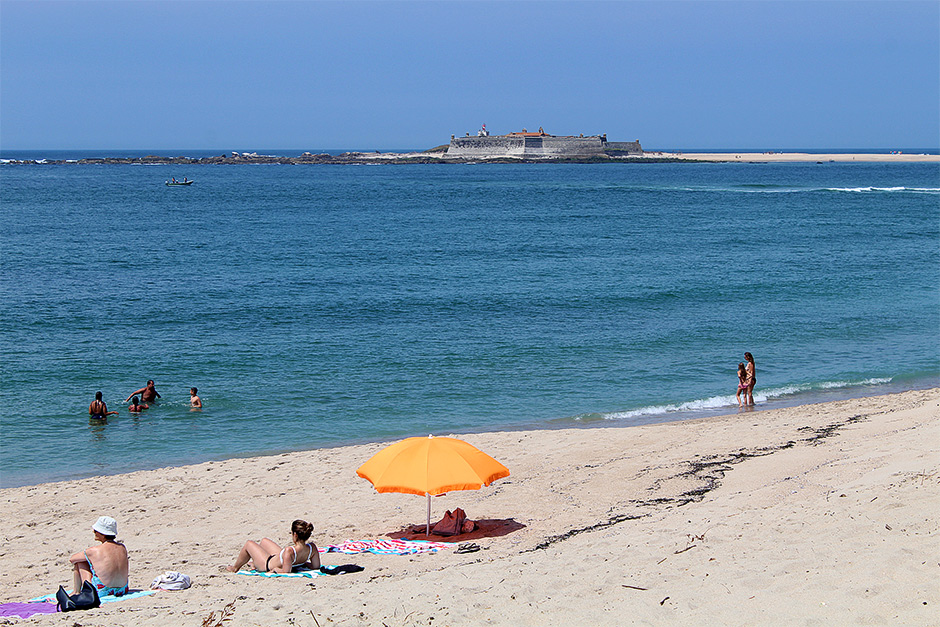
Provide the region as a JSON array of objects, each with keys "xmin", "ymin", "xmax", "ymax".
[{"xmin": 68, "ymin": 516, "xmax": 129, "ymax": 596}]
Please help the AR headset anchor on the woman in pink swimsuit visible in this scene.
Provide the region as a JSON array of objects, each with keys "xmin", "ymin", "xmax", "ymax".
[
  {"xmin": 226, "ymin": 519, "xmax": 320, "ymax": 574},
  {"xmin": 736, "ymin": 362, "xmax": 748, "ymax": 407}
]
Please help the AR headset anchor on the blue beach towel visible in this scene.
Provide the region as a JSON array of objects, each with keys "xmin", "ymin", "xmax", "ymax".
[
  {"xmin": 234, "ymin": 564, "xmax": 364, "ymax": 578},
  {"xmin": 29, "ymin": 588, "xmax": 156, "ymax": 604},
  {"xmin": 235, "ymin": 566, "xmax": 326, "ymax": 579}
]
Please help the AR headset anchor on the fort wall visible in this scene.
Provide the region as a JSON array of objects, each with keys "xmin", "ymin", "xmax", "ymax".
[
  {"xmin": 446, "ymin": 134, "xmax": 642, "ymax": 159},
  {"xmin": 447, "ymin": 136, "xmax": 529, "ymax": 157},
  {"xmin": 604, "ymin": 141, "xmax": 643, "ymax": 154}
]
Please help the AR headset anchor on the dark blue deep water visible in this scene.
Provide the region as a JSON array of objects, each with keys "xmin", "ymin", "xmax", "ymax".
[{"xmin": 1, "ymin": 161, "xmax": 937, "ymax": 487}]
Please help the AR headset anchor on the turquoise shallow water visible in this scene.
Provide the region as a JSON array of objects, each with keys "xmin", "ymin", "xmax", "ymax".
[{"xmin": 1, "ymin": 160, "xmax": 937, "ymax": 487}]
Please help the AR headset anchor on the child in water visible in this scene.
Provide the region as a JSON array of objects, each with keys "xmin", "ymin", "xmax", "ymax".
[
  {"xmin": 736, "ymin": 363, "xmax": 748, "ymax": 407},
  {"xmin": 190, "ymin": 387, "xmax": 202, "ymax": 408},
  {"xmin": 128, "ymin": 396, "xmax": 148, "ymax": 413}
]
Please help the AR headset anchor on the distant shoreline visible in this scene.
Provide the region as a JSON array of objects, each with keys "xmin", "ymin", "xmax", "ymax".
[
  {"xmin": 3, "ymin": 150, "xmax": 938, "ymax": 165},
  {"xmin": 659, "ymin": 151, "xmax": 940, "ymax": 163}
]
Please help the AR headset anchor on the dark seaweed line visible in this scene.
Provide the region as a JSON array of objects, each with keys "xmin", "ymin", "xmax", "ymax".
[{"xmin": 526, "ymin": 413, "xmax": 868, "ymax": 552}]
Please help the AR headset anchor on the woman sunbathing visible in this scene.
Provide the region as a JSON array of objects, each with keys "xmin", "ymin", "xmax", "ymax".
[
  {"xmin": 226, "ymin": 519, "xmax": 320, "ymax": 574},
  {"xmin": 69, "ymin": 516, "xmax": 129, "ymax": 596}
]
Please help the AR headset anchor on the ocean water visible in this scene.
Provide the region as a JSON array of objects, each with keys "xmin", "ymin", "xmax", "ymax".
[{"xmin": 1, "ymin": 160, "xmax": 937, "ymax": 488}]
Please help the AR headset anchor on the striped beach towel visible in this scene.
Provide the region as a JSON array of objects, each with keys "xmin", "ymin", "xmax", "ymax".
[{"xmin": 320, "ymin": 539, "xmax": 449, "ymax": 555}]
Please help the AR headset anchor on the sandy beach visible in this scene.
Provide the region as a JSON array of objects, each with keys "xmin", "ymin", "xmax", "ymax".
[
  {"xmin": 1, "ymin": 388, "xmax": 937, "ymax": 626},
  {"xmin": 653, "ymin": 152, "xmax": 940, "ymax": 163}
]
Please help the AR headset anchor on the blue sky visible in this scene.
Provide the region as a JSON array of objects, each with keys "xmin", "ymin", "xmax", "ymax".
[{"xmin": 1, "ymin": 1, "xmax": 937, "ymax": 151}]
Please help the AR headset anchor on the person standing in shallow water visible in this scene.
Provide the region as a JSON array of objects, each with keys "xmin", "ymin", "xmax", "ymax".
[
  {"xmin": 190, "ymin": 387, "xmax": 202, "ymax": 408},
  {"xmin": 744, "ymin": 352, "xmax": 757, "ymax": 406},
  {"xmin": 736, "ymin": 362, "xmax": 748, "ymax": 407},
  {"xmin": 89, "ymin": 391, "xmax": 118, "ymax": 420},
  {"xmin": 125, "ymin": 380, "xmax": 160, "ymax": 403},
  {"xmin": 128, "ymin": 396, "xmax": 148, "ymax": 413}
]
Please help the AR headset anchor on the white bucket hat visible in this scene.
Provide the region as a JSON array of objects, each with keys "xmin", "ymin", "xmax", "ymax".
[{"xmin": 92, "ymin": 516, "xmax": 117, "ymax": 537}]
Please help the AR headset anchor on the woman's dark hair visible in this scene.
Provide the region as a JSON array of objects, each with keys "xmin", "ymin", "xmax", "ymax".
[
  {"xmin": 95, "ymin": 391, "xmax": 103, "ymax": 400},
  {"xmin": 131, "ymin": 396, "xmax": 139, "ymax": 405},
  {"xmin": 744, "ymin": 352, "xmax": 754, "ymax": 362},
  {"xmin": 291, "ymin": 519, "xmax": 314, "ymax": 541},
  {"xmin": 738, "ymin": 362, "xmax": 745, "ymax": 372}
]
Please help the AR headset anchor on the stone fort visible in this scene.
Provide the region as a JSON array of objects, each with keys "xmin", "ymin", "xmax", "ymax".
[{"xmin": 446, "ymin": 125, "xmax": 642, "ymax": 159}]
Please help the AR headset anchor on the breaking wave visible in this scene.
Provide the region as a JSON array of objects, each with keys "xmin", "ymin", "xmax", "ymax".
[
  {"xmin": 576, "ymin": 377, "xmax": 896, "ymax": 423},
  {"xmin": 672, "ymin": 185, "xmax": 940, "ymax": 195},
  {"xmin": 825, "ymin": 186, "xmax": 940, "ymax": 193}
]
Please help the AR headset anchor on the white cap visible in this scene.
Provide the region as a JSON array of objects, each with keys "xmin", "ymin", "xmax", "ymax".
[{"xmin": 92, "ymin": 516, "xmax": 117, "ymax": 537}]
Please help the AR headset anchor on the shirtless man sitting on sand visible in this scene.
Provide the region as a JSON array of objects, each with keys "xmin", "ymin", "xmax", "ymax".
[
  {"xmin": 68, "ymin": 516, "xmax": 129, "ymax": 597},
  {"xmin": 125, "ymin": 380, "xmax": 160, "ymax": 403}
]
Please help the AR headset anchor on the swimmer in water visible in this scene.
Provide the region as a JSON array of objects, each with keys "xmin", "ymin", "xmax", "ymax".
[
  {"xmin": 190, "ymin": 387, "xmax": 202, "ymax": 408},
  {"xmin": 128, "ymin": 396, "xmax": 148, "ymax": 413},
  {"xmin": 125, "ymin": 380, "xmax": 160, "ymax": 403},
  {"xmin": 89, "ymin": 392, "xmax": 118, "ymax": 420}
]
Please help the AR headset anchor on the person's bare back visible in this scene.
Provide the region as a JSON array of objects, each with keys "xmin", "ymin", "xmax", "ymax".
[
  {"xmin": 69, "ymin": 516, "xmax": 129, "ymax": 595},
  {"xmin": 89, "ymin": 392, "xmax": 118, "ymax": 419},
  {"xmin": 82, "ymin": 541, "xmax": 128, "ymax": 588}
]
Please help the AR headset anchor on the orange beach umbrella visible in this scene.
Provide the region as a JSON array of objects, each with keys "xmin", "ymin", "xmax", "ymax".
[{"xmin": 357, "ymin": 435, "xmax": 510, "ymax": 535}]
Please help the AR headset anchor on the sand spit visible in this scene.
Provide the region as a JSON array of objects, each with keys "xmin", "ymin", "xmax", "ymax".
[{"xmin": 657, "ymin": 152, "xmax": 940, "ymax": 163}]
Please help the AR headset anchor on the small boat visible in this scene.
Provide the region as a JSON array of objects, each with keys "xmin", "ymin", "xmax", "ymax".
[{"xmin": 166, "ymin": 179, "xmax": 193, "ymax": 186}]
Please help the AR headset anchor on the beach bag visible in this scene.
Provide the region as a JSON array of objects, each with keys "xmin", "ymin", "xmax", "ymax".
[
  {"xmin": 432, "ymin": 508, "xmax": 467, "ymax": 536},
  {"xmin": 55, "ymin": 580, "xmax": 100, "ymax": 612}
]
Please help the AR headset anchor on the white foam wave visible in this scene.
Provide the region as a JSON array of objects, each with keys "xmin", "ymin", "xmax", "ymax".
[
  {"xmin": 600, "ymin": 394, "xmax": 740, "ymax": 420},
  {"xmin": 826, "ymin": 186, "xmax": 939, "ymax": 193},
  {"xmin": 688, "ymin": 186, "xmax": 940, "ymax": 195},
  {"xmin": 591, "ymin": 377, "xmax": 894, "ymax": 422},
  {"xmin": 819, "ymin": 377, "xmax": 892, "ymax": 389}
]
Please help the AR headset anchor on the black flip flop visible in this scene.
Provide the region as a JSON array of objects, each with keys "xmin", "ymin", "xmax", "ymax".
[
  {"xmin": 455, "ymin": 543, "xmax": 481, "ymax": 554},
  {"xmin": 319, "ymin": 564, "xmax": 364, "ymax": 575}
]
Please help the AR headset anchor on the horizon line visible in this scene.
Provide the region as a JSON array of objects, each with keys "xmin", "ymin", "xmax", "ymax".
[{"xmin": 3, "ymin": 146, "xmax": 939, "ymax": 154}]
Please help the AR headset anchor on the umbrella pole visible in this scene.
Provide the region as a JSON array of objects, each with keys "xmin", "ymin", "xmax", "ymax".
[{"xmin": 426, "ymin": 493, "xmax": 431, "ymax": 536}]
